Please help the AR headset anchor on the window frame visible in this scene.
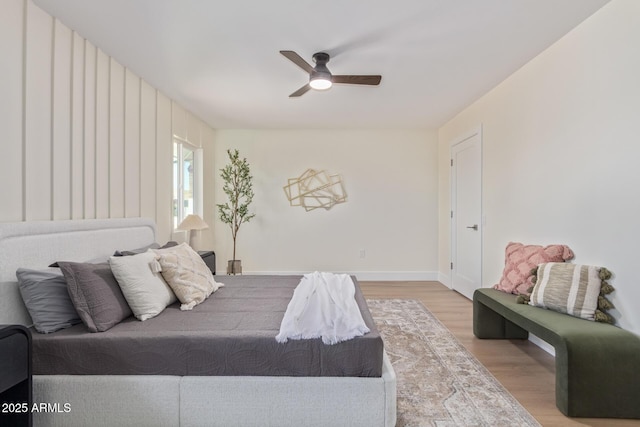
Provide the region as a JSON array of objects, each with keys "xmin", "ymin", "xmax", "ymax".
[{"xmin": 173, "ymin": 137, "xmax": 203, "ymax": 230}]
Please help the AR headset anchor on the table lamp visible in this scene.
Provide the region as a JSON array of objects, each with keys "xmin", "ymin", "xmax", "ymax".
[{"xmin": 176, "ymin": 214, "xmax": 209, "ymax": 247}]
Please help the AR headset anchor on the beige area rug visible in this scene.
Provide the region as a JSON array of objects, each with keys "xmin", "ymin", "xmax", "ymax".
[{"xmin": 367, "ymin": 299, "xmax": 541, "ymax": 427}]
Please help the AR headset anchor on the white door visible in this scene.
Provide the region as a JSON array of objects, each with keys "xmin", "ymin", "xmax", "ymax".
[{"xmin": 450, "ymin": 129, "xmax": 482, "ymax": 300}]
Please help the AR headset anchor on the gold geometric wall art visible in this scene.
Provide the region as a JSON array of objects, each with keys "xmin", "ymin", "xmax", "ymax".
[{"xmin": 283, "ymin": 169, "xmax": 347, "ymax": 211}]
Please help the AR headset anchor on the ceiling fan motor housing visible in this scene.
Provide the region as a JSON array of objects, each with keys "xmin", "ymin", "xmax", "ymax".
[
  {"xmin": 310, "ymin": 52, "xmax": 332, "ymax": 88},
  {"xmin": 312, "ymin": 52, "xmax": 330, "ymax": 65}
]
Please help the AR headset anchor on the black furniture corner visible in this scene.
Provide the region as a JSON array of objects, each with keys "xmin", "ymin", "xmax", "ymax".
[
  {"xmin": 198, "ymin": 250, "xmax": 216, "ymax": 275},
  {"xmin": 0, "ymin": 325, "xmax": 32, "ymax": 427}
]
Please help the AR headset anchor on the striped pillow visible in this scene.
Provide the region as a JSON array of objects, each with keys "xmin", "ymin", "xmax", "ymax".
[{"xmin": 529, "ymin": 263, "xmax": 602, "ymax": 321}]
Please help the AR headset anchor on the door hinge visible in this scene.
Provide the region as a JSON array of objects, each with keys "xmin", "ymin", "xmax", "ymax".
[
  {"xmin": 450, "ymin": 210, "xmax": 453, "ymax": 218},
  {"xmin": 450, "ymin": 262, "xmax": 453, "ymax": 270},
  {"xmin": 450, "ymin": 159, "xmax": 453, "ymax": 166}
]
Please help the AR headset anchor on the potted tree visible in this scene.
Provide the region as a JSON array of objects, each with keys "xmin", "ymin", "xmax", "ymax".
[{"xmin": 217, "ymin": 149, "xmax": 255, "ymax": 274}]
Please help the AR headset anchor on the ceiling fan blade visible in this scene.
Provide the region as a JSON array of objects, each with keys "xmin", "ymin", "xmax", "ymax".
[
  {"xmin": 289, "ymin": 84, "xmax": 312, "ymax": 97},
  {"xmin": 332, "ymin": 75, "xmax": 382, "ymax": 85},
  {"xmin": 280, "ymin": 50, "xmax": 314, "ymax": 74}
]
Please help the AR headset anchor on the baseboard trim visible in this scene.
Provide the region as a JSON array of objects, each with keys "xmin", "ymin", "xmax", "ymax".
[
  {"xmin": 437, "ymin": 272, "xmax": 451, "ymax": 288},
  {"xmin": 355, "ymin": 271, "xmax": 439, "ymax": 281},
  {"xmin": 239, "ymin": 271, "xmax": 439, "ymax": 281}
]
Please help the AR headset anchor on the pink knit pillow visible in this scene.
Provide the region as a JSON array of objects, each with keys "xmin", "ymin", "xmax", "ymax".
[{"xmin": 494, "ymin": 242, "xmax": 574, "ymax": 295}]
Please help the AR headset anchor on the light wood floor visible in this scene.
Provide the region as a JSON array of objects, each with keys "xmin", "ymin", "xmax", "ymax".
[{"xmin": 359, "ymin": 281, "xmax": 640, "ymax": 427}]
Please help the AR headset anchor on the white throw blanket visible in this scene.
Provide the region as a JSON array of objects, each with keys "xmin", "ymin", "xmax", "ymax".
[{"xmin": 276, "ymin": 271, "xmax": 370, "ymax": 345}]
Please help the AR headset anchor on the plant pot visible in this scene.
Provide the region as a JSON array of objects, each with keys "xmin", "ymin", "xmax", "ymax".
[{"xmin": 227, "ymin": 260, "xmax": 242, "ymax": 275}]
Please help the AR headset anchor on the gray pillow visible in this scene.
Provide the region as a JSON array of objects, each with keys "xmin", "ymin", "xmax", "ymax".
[
  {"xmin": 113, "ymin": 241, "xmax": 177, "ymax": 257},
  {"xmin": 58, "ymin": 262, "xmax": 133, "ymax": 332},
  {"xmin": 17, "ymin": 268, "xmax": 81, "ymax": 334}
]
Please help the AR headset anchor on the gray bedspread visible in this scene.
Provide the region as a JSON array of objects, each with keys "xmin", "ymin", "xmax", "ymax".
[{"xmin": 31, "ymin": 275, "xmax": 383, "ymax": 377}]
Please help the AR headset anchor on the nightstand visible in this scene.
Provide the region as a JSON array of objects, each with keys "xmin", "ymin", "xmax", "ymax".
[
  {"xmin": 198, "ymin": 250, "xmax": 216, "ymax": 275},
  {"xmin": 0, "ymin": 325, "xmax": 32, "ymax": 427}
]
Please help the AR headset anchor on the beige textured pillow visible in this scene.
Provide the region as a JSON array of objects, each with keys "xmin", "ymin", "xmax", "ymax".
[
  {"xmin": 529, "ymin": 262, "xmax": 602, "ymax": 321},
  {"xmin": 152, "ymin": 243, "xmax": 224, "ymax": 310}
]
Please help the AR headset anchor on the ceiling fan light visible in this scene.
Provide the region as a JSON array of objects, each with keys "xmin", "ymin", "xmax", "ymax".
[{"xmin": 309, "ymin": 76, "xmax": 332, "ymax": 90}]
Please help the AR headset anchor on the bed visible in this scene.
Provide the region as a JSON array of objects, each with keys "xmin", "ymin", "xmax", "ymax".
[{"xmin": 0, "ymin": 218, "xmax": 396, "ymax": 427}]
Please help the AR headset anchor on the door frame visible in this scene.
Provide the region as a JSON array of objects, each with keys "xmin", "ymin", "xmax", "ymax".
[{"xmin": 449, "ymin": 125, "xmax": 483, "ymax": 295}]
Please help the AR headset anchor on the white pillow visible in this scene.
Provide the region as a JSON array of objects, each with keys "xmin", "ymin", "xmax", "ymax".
[
  {"xmin": 152, "ymin": 243, "xmax": 224, "ymax": 311},
  {"xmin": 109, "ymin": 251, "xmax": 176, "ymax": 321}
]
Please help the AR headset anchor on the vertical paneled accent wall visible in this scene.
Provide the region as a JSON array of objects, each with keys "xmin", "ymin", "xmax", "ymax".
[{"xmin": 0, "ymin": 0, "xmax": 213, "ymax": 241}]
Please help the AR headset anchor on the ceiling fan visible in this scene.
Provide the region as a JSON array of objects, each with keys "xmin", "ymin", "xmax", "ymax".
[{"xmin": 280, "ymin": 50, "xmax": 382, "ymax": 97}]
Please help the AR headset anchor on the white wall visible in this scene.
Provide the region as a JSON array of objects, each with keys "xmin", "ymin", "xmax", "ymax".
[
  {"xmin": 213, "ymin": 129, "xmax": 438, "ymax": 280},
  {"xmin": 0, "ymin": 0, "xmax": 213, "ymax": 243},
  {"xmin": 438, "ymin": 0, "xmax": 640, "ymax": 333}
]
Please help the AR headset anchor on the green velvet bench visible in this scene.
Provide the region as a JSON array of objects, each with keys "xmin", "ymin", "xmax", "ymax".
[{"xmin": 473, "ymin": 287, "xmax": 640, "ymax": 419}]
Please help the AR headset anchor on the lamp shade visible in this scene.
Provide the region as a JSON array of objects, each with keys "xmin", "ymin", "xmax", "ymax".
[{"xmin": 177, "ymin": 214, "xmax": 209, "ymax": 231}]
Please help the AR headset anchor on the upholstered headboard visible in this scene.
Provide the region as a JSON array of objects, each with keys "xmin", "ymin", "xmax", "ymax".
[{"xmin": 0, "ymin": 218, "xmax": 156, "ymax": 326}]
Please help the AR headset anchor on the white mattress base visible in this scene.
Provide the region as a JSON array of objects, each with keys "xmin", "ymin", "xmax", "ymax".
[{"xmin": 34, "ymin": 352, "xmax": 397, "ymax": 427}]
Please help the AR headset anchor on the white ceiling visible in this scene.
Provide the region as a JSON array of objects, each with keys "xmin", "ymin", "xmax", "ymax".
[{"xmin": 34, "ymin": 0, "xmax": 609, "ymax": 129}]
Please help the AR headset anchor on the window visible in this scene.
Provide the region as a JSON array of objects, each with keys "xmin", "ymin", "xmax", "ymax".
[{"xmin": 173, "ymin": 140, "xmax": 202, "ymax": 229}]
